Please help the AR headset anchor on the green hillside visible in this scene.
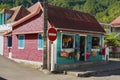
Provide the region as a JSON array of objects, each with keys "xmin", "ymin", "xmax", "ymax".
[{"xmin": 0, "ymin": 0, "xmax": 120, "ymax": 23}]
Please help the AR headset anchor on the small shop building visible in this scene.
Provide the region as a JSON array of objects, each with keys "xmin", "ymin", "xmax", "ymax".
[{"xmin": 4, "ymin": 2, "xmax": 105, "ymax": 71}]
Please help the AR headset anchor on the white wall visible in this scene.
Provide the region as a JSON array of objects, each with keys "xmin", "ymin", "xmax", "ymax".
[
  {"xmin": 0, "ymin": 35, "xmax": 3, "ymax": 55},
  {"xmin": 116, "ymin": 47, "xmax": 120, "ymax": 52}
]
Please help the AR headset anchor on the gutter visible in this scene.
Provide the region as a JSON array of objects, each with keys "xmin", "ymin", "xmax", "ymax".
[{"xmin": 56, "ymin": 28, "xmax": 105, "ymax": 35}]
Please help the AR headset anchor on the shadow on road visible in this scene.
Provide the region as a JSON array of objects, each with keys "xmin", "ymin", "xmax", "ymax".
[
  {"xmin": 0, "ymin": 77, "xmax": 7, "ymax": 80},
  {"xmin": 92, "ymin": 69, "xmax": 120, "ymax": 77},
  {"xmin": 89, "ymin": 60, "xmax": 120, "ymax": 77}
]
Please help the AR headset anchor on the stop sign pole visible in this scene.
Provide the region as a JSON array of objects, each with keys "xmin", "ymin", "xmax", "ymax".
[{"xmin": 48, "ymin": 27, "xmax": 57, "ymax": 71}]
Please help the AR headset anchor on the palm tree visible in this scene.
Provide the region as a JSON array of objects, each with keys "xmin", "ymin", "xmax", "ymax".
[{"xmin": 105, "ymin": 32, "xmax": 120, "ymax": 47}]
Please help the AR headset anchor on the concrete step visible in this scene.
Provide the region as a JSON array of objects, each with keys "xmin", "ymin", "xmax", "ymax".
[{"xmin": 65, "ymin": 66, "xmax": 120, "ymax": 77}]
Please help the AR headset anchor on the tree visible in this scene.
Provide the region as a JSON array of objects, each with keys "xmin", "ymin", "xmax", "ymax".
[
  {"xmin": 0, "ymin": 4, "xmax": 11, "ymax": 11},
  {"xmin": 105, "ymin": 32, "xmax": 120, "ymax": 47}
]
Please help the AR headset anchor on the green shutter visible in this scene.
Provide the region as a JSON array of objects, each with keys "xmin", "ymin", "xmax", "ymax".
[
  {"xmin": 86, "ymin": 35, "xmax": 92, "ymax": 52},
  {"xmin": 18, "ymin": 35, "xmax": 25, "ymax": 49},
  {"xmin": 0, "ymin": 14, "xmax": 2, "ymax": 25},
  {"xmin": 57, "ymin": 32, "xmax": 61, "ymax": 58},
  {"xmin": 2, "ymin": 14, "xmax": 4, "ymax": 24},
  {"xmin": 38, "ymin": 34, "xmax": 43, "ymax": 49},
  {"xmin": 0, "ymin": 14, "xmax": 5, "ymax": 25},
  {"xmin": 75, "ymin": 34, "xmax": 80, "ymax": 62}
]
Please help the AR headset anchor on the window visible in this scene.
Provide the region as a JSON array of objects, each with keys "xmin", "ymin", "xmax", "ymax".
[
  {"xmin": 5, "ymin": 13, "xmax": 12, "ymax": 21},
  {"xmin": 7, "ymin": 36, "xmax": 12, "ymax": 47},
  {"xmin": 92, "ymin": 37, "xmax": 100, "ymax": 48},
  {"xmin": 62, "ymin": 34, "xmax": 74, "ymax": 48},
  {"xmin": 38, "ymin": 34, "xmax": 43, "ymax": 49},
  {"xmin": 18, "ymin": 35, "xmax": 25, "ymax": 49}
]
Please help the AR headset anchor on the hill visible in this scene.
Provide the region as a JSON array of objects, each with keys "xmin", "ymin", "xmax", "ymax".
[{"xmin": 0, "ymin": 0, "xmax": 120, "ymax": 23}]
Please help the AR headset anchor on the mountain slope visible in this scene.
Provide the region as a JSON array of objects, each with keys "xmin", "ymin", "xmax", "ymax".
[{"xmin": 0, "ymin": 0, "xmax": 120, "ymax": 23}]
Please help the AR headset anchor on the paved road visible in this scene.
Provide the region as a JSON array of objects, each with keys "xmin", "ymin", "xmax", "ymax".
[{"xmin": 0, "ymin": 55, "xmax": 120, "ymax": 80}]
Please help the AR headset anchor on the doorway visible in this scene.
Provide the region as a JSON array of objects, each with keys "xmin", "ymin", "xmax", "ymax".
[{"xmin": 80, "ymin": 36, "xmax": 86, "ymax": 61}]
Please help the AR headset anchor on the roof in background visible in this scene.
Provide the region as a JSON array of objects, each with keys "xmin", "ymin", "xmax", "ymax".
[
  {"xmin": 0, "ymin": 6, "xmax": 30, "ymax": 23},
  {"xmin": 7, "ymin": 6, "xmax": 30, "ymax": 23},
  {"xmin": 12, "ymin": 2, "xmax": 42, "ymax": 27},
  {"xmin": 0, "ymin": 9, "xmax": 14, "ymax": 14},
  {"xmin": 12, "ymin": 2, "xmax": 105, "ymax": 33},
  {"xmin": 111, "ymin": 16, "xmax": 120, "ymax": 27}
]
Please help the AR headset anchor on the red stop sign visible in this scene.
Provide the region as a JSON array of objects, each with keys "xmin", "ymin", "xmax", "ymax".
[{"xmin": 48, "ymin": 28, "xmax": 57, "ymax": 41}]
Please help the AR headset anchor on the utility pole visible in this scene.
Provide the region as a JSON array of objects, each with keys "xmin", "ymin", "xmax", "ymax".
[{"xmin": 43, "ymin": 0, "xmax": 48, "ymax": 69}]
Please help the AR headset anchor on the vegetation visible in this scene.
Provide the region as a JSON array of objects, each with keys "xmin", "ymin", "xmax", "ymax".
[
  {"xmin": 105, "ymin": 32, "xmax": 120, "ymax": 47},
  {"xmin": 0, "ymin": 0, "xmax": 120, "ymax": 23}
]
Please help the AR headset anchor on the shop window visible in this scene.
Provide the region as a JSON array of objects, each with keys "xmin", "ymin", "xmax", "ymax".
[
  {"xmin": 92, "ymin": 37, "xmax": 100, "ymax": 48},
  {"xmin": 18, "ymin": 35, "xmax": 25, "ymax": 49},
  {"xmin": 7, "ymin": 36, "xmax": 12, "ymax": 47},
  {"xmin": 62, "ymin": 34, "xmax": 74, "ymax": 48},
  {"xmin": 38, "ymin": 34, "xmax": 43, "ymax": 49}
]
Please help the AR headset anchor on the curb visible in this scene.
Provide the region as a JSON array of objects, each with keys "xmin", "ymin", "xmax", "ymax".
[{"xmin": 65, "ymin": 67, "xmax": 120, "ymax": 77}]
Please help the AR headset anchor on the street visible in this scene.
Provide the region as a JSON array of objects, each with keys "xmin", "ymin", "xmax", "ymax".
[{"xmin": 0, "ymin": 55, "xmax": 120, "ymax": 80}]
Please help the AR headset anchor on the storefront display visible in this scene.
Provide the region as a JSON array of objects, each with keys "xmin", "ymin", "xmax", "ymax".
[
  {"xmin": 57, "ymin": 32, "xmax": 104, "ymax": 64},
  {"xmin": 62, "ymin": 34, "xmax": 74, "ymax": 48}
]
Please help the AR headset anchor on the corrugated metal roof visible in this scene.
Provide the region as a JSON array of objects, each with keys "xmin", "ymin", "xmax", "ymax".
[
  {"xmin": 111, "ymin": 16, "xmax": 120, "ymax": 27},
  {"xmin": 7, "ymin": 6, "xmax": 30, "ymax": 23},
  {"xmin": 12, "ymin": 2, "xmax": 105, "ymax": 33},
  {"xmin": 48, "ymin": 4, "xmax": 105, "ymax": 33}
]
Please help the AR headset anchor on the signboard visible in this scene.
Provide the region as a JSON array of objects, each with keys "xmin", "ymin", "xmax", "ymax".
[{"xmin": 48, "ymin": 28, "xmax": 57, "ymax": 41}]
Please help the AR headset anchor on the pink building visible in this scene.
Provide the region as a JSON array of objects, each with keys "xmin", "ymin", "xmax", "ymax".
[
  {"xmin": 4, "ymin": 3, "xmax": 44, "ymax": 66},
  {"xmin": 4, "ymin": 2, "xmax": 105, "ymax": 71}
]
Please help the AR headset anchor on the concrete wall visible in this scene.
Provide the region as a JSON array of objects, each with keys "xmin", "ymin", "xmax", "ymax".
[
  {"xmin": 54, "ymin": 61, "xmax": 106, "ymax": 71},
  {"xmin": 116, "ymin": 47, "xmax": 120, "ymax": 52},
  {"xmin": 112, "ymin": 27, "xmax": 120, "ymax": 33}
]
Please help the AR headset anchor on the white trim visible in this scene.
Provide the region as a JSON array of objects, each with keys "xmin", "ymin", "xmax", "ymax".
[
  {"xmin": 79, "ymin": 34, "xmax": 87, "ymax": 36},
  {"xmin": 84, "ymin": 36, "xmax": 87, "ymax": 61},
  {"xmin": 102, "ymin": 36, "xmax": 104, "ymax": 47},
  {"xmin": 18, "ymin": 34, "xmax": 25, "ymax": 49},
  {"xmin": 8, "ymin": 47, "xmax": 12, "ymax": 48},
  {"xmin": 57, "ymin": 28, "xmax": 105, "ymax": 34},
  {"xmin": 18, "ymin": 47, "xmax": 24, "ymax": 49},
  {"xmin": 54, "ymin": 40, "xmax": 57, "ymax": 64},
  {"xmin": 38, "ymin": 48, "xmax": 43, "ymax": 50},
  {"xmin": 0, "ymin": 35, "xmax": 4, "ymax": 55},
  {"xmin": 51, "ymin": 42, "xmax": 54, "ymax": 71},
  {"xmin": 51, "ymin": 39, "xmax": 57, "ymax": 71}
]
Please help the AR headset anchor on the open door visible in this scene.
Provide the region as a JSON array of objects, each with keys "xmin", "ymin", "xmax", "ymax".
[{"xmin": 80, "ymin": 36, "xmax": 86, "ymax": 61}]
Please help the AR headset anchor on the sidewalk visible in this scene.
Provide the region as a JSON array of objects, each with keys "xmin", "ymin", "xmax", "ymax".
[{"xmin": 64, "ymin": 59, "xmax": 120, "ymax": 77}]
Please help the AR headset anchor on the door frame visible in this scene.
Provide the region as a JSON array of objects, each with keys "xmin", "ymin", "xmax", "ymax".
[{"xmin": 79, "ymin": 34, "xmax": 87, "ymax": 61}]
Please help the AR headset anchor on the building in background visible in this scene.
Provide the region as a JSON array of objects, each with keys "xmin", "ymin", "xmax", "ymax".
[
  {"xmin": 100, "ymin": 23, "xmax": 112, "ymax": 34},
  {"xmin": 111, "ymin": 16, "xmax": 120, "ymax": 53},
  {"xmin": 0, "ymin": 6, "xmax": 30, "ymax": 55}
]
